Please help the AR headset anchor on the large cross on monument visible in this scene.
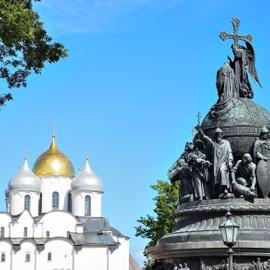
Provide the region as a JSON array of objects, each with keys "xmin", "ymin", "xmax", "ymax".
[{"xmin": 219, "ymin": 17, "xmax": 253, "ymax": 46}]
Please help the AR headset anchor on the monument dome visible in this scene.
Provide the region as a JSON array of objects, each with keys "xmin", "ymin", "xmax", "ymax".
[
  {"xmin": 201, "ymin": 98, "xmax": 270, "ymax": 161},
  {"xmin": 33, "ymin": 134, "xmax": 75, "ymax": 177}
]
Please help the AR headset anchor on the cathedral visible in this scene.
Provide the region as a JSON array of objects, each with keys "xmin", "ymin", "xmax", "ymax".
[{"xmin": 0, "ymin": 135, "xmax": 129, "ymax": 270}]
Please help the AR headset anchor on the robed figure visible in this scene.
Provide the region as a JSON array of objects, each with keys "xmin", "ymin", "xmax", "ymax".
[
  {"xmin": 199, "ymin": 128, "xmax": 233, "ymax": 197},
  {"xmin": 168, "ymin": 142, "xmax": 195, "ymax": 203},
  {"xmin": 253, "ymin": 126, "xmax": 270, "ymax": 198},
  {"xmin": 188, "ymin": 139, "xmax": 212, "ymax": 201}
]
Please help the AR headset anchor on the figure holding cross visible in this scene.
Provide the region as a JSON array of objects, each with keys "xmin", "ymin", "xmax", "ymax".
[{"xmin": 216, "ymin": 17, "xmax": 261, "ymax": 101}]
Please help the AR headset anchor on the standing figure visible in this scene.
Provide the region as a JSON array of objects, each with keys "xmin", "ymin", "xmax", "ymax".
[
  {"xmin": 199, "ymin": 127, "xmax": 234, "ymax": 198},
  {"xmin": 255, "ymin": 258, "xmax": 264, "ymax": 270},
  {"xmin": 253, "ymin": 126, "xmax": 270, "ymax": 198},
  {"xmin": 168, "ymin": 142, "xmax": 194, "ymax": 203},
  {"xmin": 231, "ymin": 153, "xmax": 257, "ymax": 199},
  {"xmin": 188, "ymin": 139, "xmax": 212, "ymax": 201}
]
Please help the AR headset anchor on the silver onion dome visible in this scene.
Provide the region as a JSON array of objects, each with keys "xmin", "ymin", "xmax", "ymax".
[
  {"xmin": 9, "ymin": 159, "xmax": 41, "ymax": 192},
  {"xmin": 72, "ymin": 158, "xmax": 103, "ymax": 192}
]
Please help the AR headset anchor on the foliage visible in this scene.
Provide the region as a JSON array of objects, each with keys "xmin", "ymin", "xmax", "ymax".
[
  {"xmin": 0, "ymin": 0, "xmax": 67, "ymax": 106},
  {"xmin": 135, "ymin": 180, "xmax": 179, "ymax": 269}
]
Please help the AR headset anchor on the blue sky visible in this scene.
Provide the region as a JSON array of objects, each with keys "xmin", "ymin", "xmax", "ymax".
[{"xmin": 1, "ymin": 0, "xmax": 270, "ymax": 266}]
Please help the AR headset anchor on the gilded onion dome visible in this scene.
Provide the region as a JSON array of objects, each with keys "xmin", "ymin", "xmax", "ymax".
[
  {"xmin": 9, "ymin": 159, "xmax": 41, "ymax": 192},
  {"xmin": 72, "ymin": 158, "xmax": 103, "ymax": 192},
  {"xmin": 33, "ymin": 135, "xmax": 75, "ymax": 177}
]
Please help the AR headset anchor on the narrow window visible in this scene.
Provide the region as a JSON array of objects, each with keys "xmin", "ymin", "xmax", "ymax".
[
  {"xmin": 1, "ymin": 253, "xmax": 5, "ymax": 262},
  {"xmin": 52, "ymin": 192, "xmax": 59, "ymax": 210},
  {"xmin": 38, "ymin": 194, "xmax": 42, "ymax": 214},
  {"xmin": 67, "ymin": 192, "xmax": 72, "ymax": 213},
  {"xmin": 25, "ymin": 253, "xmax": 30, "ymax": 262},
  {"xmin": 24, "ymin": 227, "xmax": 28, "ymax": 237},
  {"xmin": 85, "ymin": 195, "xmax": 91, "ymax": 216},
  {"xmin": 24, "ymin": 195, "xmax": 31, "ymax": 211},
  {"xmin": 46, "ymin": 231, "xmax": 50, "ymax": 238},
  {"xmin": 48, "ymin": 252, "xmax": 52, "ymax": 261},
  {"xmin": 0, "ymin": 227, "xmax": 4, "ymax": 237}
]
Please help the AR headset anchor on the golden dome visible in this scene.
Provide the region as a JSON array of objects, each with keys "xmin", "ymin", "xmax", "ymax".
[{"xmin": 33, "ymin": 135, "xmax": 75, "ymax": 177}]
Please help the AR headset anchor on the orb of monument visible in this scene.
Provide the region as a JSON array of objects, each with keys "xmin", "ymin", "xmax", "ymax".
[{"xmin": 201, "ymin": 98, "xmax": 270, "ymax": 161}]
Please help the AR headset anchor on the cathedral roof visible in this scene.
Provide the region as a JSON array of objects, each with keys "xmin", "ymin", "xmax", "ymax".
[
  {"xmin": 69, "ymin": 217, "xmax": 127, "ymax": 247},
  {"xmin": 71, "ymin": 158, "xmax": 102, "ymax": 192},
  {"xmin": 9, "ymin": 159, "xmax": 41, "ymax": 192},
  {"xmin": 33, "ymin": 135, "xmax": 75, "ymax": 177}
]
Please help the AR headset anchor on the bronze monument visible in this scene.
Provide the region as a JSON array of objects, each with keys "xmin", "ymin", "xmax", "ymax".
[{"xmin": 147, "ymin": 18, "xmax": 270, "ymax": 270}]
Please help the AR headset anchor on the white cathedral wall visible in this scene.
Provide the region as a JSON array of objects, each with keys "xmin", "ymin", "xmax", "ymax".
[
  {"xmin": 0, "ymin": 213, "xmax": 11, "ymax": 237},
  {"xmin": 39, "ymin": 211, "xmax": 77, "ymax": 238},
  {"xmin": 74, "ymin": 246, "xmax": 108, "ymax": 270},
  {"xmin": 10, "ymin": 211, "xmax": 34, "ymax": 238},
  {"xmin": 72, "ymin": 191, "xmax": 102, "ymax": 217},
  {"xmin": 12, "ymin": 241, "xmax": 36, "ymax": 270},
  {"xmin": 37, "ymin": 239, "xmax": 73, "ymax": 270},
  {"xmin": 40, "ymin": 176, "xmax": 72, "ymax": 213},
  {"xmin": 9, "ymin": 191, "xmax": 40, "ymax": 217},
  {"xmin": 0, "ymin": 240, "xmax": 12, "ymax": 270},
  {"xmin": 109, "ymin": 237, "xmax": 129, "ymax": 270}
]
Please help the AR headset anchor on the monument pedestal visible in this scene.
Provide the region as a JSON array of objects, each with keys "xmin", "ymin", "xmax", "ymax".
[{"xmin": 148, "ymin": 199, "xmax": 270, "ymax": 269}]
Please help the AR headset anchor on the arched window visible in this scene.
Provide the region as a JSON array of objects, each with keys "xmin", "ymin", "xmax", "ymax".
[
  {"xmin": 46, "ymin": 231, "xmax": 50, "ymax": 238},
  {"xmin": 52, "ymin": 192, "xmax": 59, "ymax": 210},
  {"xmin": 25, "ymin": 253, "xmax": 30, "ymax": 262},
  {"xmin": 67, "ymin": 192, "xmax": 72, "ymax": 213},
  {"xmin": 24, "ymin": 195, "xmax": 31, "ymax": 211},
  {"xmin": 85, "ymin": 195, "xmax": 91, "ymax": 216},
  {"xmin": 1, "ymin": 253, "xmax": 5, "ymax": 262},
  {"xmin": 24, "ymin": 227, "xmax": 28, "ymax": 237},
  {"xmin": 0, "ymin": 227, "xmax": 4, "ymax": 237}
]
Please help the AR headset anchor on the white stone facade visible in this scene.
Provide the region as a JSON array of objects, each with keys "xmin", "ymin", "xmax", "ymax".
[{"xmin": 0, "ymin": 139, "xmax": 129, "ymax": 270}]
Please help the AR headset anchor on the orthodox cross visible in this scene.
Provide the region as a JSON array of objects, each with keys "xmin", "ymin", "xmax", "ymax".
[
  {"xmin": 219, "ymin": 17, "xmax": 253, "ymax": 47},
  {"xmin": 197, "ymin": 112, "xmax": 201, "ymax": 127}
]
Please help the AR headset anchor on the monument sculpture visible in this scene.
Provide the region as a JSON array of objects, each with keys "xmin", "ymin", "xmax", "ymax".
[
  {"xmin": 231, "ymin": 153, "xmax": 256, "ymax": 199},
  {"xmin": 188, "ymin": 139, "xmax": 211, "ymax": 202},
  {"xmin": 147, "ymin": 18, "xmax": 270, "ymax": 269}
]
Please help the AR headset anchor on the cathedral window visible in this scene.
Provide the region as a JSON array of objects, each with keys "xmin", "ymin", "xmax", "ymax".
[
  {"xmin": 24, "ymin": 195, "xmax": 31, "ymax": 211},
  {"xmin": 38, "ymin": 194, "xmax": 42, "ymax": 214},
  {"xmin": 48, "ymin": 252, "xmax": 52, "ymax": 261},
  {"xmin": 85, "ymin": 195, "xmax": 91, "ymax": 216},
  {"xmin": 24, "ymin": 227, "xmax": 28, "ymax": 237},
  {"xmin": 1, "ymin": 253, "xmax": 5, "ymax": 262},
  {"xmin": 52, "ymin": 192, "xmax": 59, "ymax": 210},
  {"xmin": 67, "ymin": 192, "xmax": 72, "ymax": 213},
  {"xmin": 46, "ymin": 231, "xmax": 50, "ymax": 238},
  {"xmin": 0, "ymin": 227, "xmax": 4, "ymax": 237},
  {"xmin": 25, "ymin": 253, "xmax": 30, "ymax": 262}
]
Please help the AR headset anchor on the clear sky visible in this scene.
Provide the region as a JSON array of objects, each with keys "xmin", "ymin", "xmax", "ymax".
[{"xmin": 1, "ymin": 0, "xmax": 270, "ymax": 266}]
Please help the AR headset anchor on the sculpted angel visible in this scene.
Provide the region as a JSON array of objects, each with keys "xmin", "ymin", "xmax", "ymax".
[{"xmin": 216, "ymin": 17, "xmax": 262, "ymax": 102}]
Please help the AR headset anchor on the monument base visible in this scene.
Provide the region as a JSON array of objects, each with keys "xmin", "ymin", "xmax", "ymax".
[{"xmin": 148, "ymin": 199, "xmax": 270, "ymax": 269}]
